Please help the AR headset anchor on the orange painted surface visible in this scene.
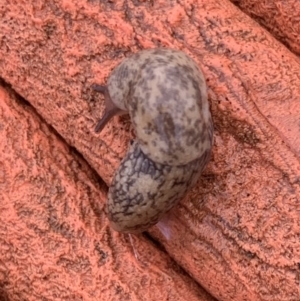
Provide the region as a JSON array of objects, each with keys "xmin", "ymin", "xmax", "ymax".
[
  {"xmin": 231, "ymin": 0, "xmax": 300, "ymax": 56},
  {"xmin": 1, "ymin": 0, "xmax": 300, "ymax": 300},
  {"xmin": 0, "ymin": 85, "xmax": 215, "ymax": 300}
]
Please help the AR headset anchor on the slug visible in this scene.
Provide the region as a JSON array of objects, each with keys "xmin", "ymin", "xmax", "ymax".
[{"xmin": 93, "ymin": 48, "xmax": 213, "ymax": 233}]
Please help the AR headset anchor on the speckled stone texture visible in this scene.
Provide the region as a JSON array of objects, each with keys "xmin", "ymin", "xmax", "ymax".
[
  {"xmin": 1, "ymin": 0, "xmax": 300, "ymax": 301},
  {"xmin": 0, "ymin": 85, "xmax": 215, "ymax": 301},
  {"xmin": 230, "ymin": 0, "xmax": 300, "ymax": 56}
]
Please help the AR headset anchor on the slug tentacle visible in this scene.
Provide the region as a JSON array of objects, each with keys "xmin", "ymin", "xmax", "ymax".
[
  {"xmin": 92, "ymin": 84, "xmax": 124, "ymax": 132},
  {"xmin": 91, "ymin": 84, "xmax": 106, "ymax": 93},
  {"xmin": 93, "ymin": 48, "xmax": 213, "ymax": 234}
]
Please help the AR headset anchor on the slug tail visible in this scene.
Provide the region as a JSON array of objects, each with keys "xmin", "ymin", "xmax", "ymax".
[{"xmin": 156, "ymin": 220, "xmax": 172, "ymax": 240}]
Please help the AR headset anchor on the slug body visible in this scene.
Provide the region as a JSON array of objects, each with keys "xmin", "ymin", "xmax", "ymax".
[{"xmin": 93, "ymin": 48, "xmax": 213, "ymax": 233}]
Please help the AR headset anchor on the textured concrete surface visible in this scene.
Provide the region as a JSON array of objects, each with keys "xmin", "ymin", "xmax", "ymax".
[
  {"xmin": 0, "ymin": 85, "xmax": 216, "ymax": 301},
  {"xmin": 1, "ymin": 0, "xmax": 300, "ymax": 300},
  {"xmin": 231, "ymin": 0, "xmax": 300, "ymax": 55}
]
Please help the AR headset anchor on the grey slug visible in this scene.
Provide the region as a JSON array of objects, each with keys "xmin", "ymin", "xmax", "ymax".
[{"xmin": 92, "ymin": 48, "xmax": 213, "ymax": 233}]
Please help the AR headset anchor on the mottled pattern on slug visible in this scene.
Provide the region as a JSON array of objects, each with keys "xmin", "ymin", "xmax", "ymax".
[
  {"xmin": 107, "ymin": 48, "xmax": 213, "ymax": 166},
  {"xmin": 107, "ymin": 141, "xmax": 211, "ymax": 233},
  {"xmin": 96, "ymin": 48, "xmax": 214, "ymax": 233}
]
